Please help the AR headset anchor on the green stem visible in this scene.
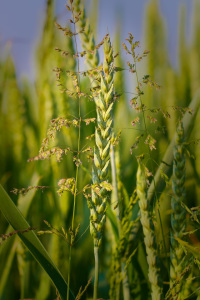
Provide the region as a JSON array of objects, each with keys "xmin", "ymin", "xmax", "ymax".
[
  {"xmin": 93, "ymin": 247, "xmax": 99, "ymax": 300},
  {"xmin": 67, "ymin": 245, "xmax": 72, "ymax": 300},
  {"xmin": 121, "ymin": 262, "xmax": 130, "ymax": 300},
  {"xmin": 110, "ymin": 144, "xmax": 121, "ymax": 300},
  {"xmin": 67, "ymin": 4, "xmax": 82, "ymax": 300},
  {"xmin": 110, "ymin": 143, "xmax": 130, "ymax": 300}
]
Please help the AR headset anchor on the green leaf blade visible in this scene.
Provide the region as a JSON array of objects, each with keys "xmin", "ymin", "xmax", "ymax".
[{"xmin": 0, "ymin": 184, "xmax": 75, "ymax": 300}]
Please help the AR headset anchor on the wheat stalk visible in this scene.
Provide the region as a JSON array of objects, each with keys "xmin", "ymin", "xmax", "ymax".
[
  {"xmin": 85, "ymin": 35, "xmax": 114, "ymax": 299},
  {"xmin": 88, "ymin": 36, "xmax": 114, "ymax": 246}
]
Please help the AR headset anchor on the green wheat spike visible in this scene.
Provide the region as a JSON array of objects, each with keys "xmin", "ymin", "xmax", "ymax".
[
  {"xmin": 88, "ymin": 0, "xmax": 99, "ymax": 39},
  {"xmin": 72, "ymin": 0, "xmax": 99, "ymax": 69},
  {"xmin": 192, "ymin": 0, "xmax": 200, "ymax": 51},
  {"xmin": 190, "ymin": 0, "xmax": 200, "ymax": 97},
  {"xmin": 137, "ymin": 158, "xmax": 164, "ymax": 300},
  {"xmin": 190, "ymin": 1, "xmax": 200, "ymax": 200},
  {"xmin": 178, "ymin": 5, "xmax": 190, "ymax": 107},
  {"xmin": 113, "ymin": 23, "xmax": 133, "ymax": 161},
  {"xmin": 165, "ymin": 67, "xmax": 177, "ymax": 141},
  {"xmin": 35, "ymin": 0, "xmax": 57, "ymax": 142},
  {"xmin": 3, "ymin": 55, "xmax": 25, "ymax": 165},
  {"xmin": 144, "ymin": 0, "xmax": 167, "ymax": 82},
  {"xmin": 170, "ymin": 121, "xmax": 189, "ymax": 299},
  {"xmin": 89, "ymin": 35, "xmax": 114, "ymax": 248},
  {"xmin": 71, "ymin": 0, "xmax": 100, "ymax": 95}
]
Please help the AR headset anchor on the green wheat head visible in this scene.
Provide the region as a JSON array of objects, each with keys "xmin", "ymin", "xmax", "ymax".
[
  {"xmin": 170, "ymin": 121, "xmax": 189, "ymax": 298},
  {"xmin": 87, "ymin": 36, "xmax": 114, "ymax": 248},
  {"xmin": 137, "ymin": 158, "xmax": 164, "ymax": 300},
  {"xmin": 72, "ymin": 0, "xmax": 99, "ymax": 69}
]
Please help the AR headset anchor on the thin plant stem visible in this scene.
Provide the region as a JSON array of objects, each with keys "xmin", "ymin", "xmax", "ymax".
[
  {"xmin": 110, "ymin": 143, "xmax": 130, "ymax": 300},
  {"xmin": 67, "ymin": 4, "xmax": 82, "ymax": 300},
  {"xmin": 110, "ymin": 143, "xmax": 121, "ymax": 300},
  {"xmin": 93, "ymin": 247, "xmax": 99, "ymax": 300}
]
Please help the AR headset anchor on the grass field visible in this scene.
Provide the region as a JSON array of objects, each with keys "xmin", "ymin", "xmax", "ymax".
[{"xmin": 1, "ymin": 1, "xmax": 200, "ymax": 299}]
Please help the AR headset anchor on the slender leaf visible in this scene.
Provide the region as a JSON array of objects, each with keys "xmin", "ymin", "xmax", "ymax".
[
  {"xmin": 0, "ymin": 173, "xmax": 40, "ymax": 297},
  {"xmin": 0, "ymin": 184, "xmax": 75, "ymax": 300},
  {"xmin": 106, "ymin": 205, "xmax": 119, "ymax": 241}
]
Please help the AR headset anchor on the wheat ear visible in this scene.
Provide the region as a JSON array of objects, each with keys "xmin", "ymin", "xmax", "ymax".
[
  {"xmin": 89, "ymin": 35, "xmax": 114, "ymax": 247},
  {"xmin": 72, "ymin": 0, "xmax": 99, "ymax": 69},
  {"xmin": 87, "ymin": 36, "xmax": 114, "ymax": 299},
  {"xmin": 170, "ymin": 121, "xmax": 188, "ymax": 298},
  {"xmin": 137, "ymin": 159, "xmax": 164, "ymax": 300}
]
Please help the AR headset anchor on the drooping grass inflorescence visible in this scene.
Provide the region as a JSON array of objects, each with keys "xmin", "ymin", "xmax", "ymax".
[{"xmin": 136, "ymin": 157, "xmax": 164, "ymax": 300}]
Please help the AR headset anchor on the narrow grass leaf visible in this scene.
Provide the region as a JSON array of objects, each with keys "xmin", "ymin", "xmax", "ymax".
[
  {"xmin": 106, "ymin": 205, "xmax": 119, "ymax": 241},
  {"xmin": 0, "ymin": 184, "xmax": 75, "ymax": 300},
  {"xmin": 0, "ymin": 173, "xmax": 40, "ymax": 296}
]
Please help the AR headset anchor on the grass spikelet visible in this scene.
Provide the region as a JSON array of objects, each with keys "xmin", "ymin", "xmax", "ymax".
[{"xmin": 136, "ymin": 157, "xmax": 164, "ymax": 300}]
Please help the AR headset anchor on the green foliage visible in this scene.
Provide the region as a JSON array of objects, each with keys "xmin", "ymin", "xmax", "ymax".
[{"xmin": 0, "ymin": 184, "xmax": 74, "ymax": 300}]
